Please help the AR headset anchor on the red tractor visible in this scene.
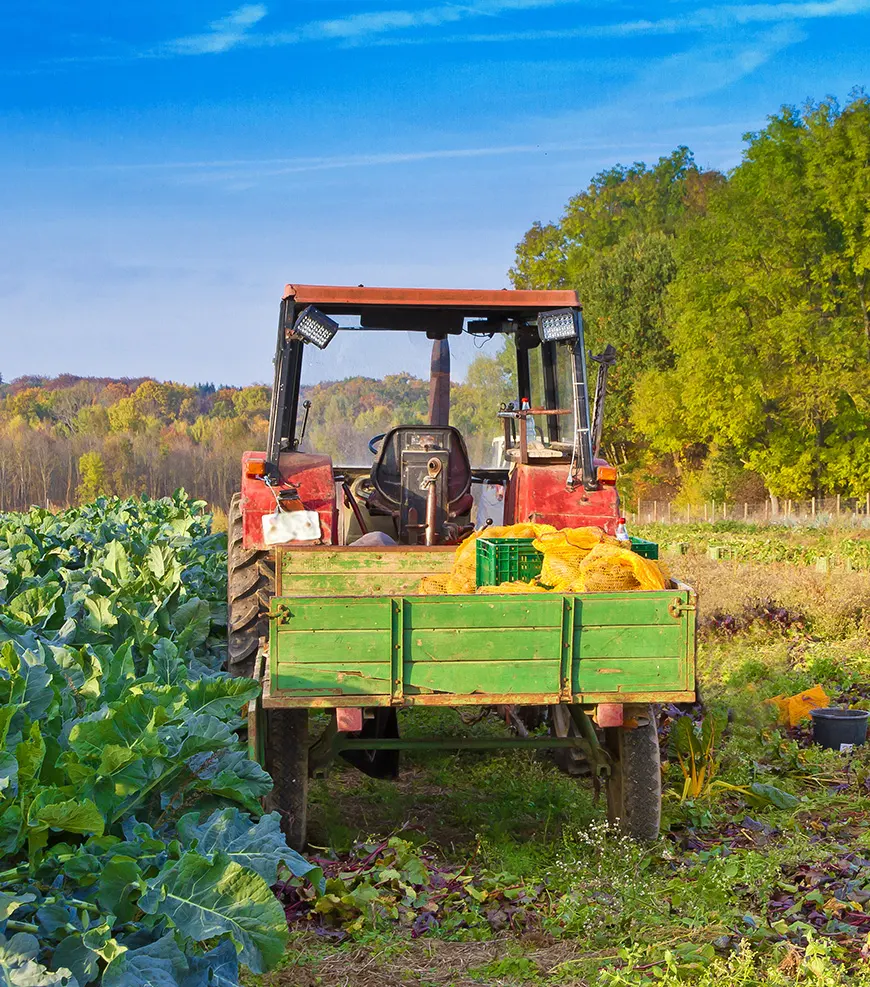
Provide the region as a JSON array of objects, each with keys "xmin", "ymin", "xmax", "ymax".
[{"xmin": 228, "ymin": 284, "xmax": 695, "ymax": 848}]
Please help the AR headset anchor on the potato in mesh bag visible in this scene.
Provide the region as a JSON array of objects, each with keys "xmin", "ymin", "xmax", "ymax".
[
  {"xmin": 533, "ymin": 526, "xmax": 619, "ymax": 591},
  {"xmin": 476, "ymin": 581, "xmax": 548, "ymax": 594},
  {"xmin": 564, "ymin": 542, "xmax": 668, "ymax": 593}
]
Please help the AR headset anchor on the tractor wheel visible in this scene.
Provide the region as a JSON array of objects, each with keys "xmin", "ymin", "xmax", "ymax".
[
  {"xmin": 264, "ymin": 709, "xmax": 309, "ymax": 851},
  {"xmin": 604, "ymin": 704, "xmax": 662, "ymax": 841},
  {"xmin": 227, "ymin": 492, "xmax": 274, "ymax": 679}
]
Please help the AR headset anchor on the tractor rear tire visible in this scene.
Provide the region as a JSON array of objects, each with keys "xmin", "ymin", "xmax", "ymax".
[
  {"xmin": 265, "ymin": 709, "xmax": 309, "ymax": 851},
  {"xmin": 227, "ymin": 492, "xmax": 274, "ymax": 679},
  {"xmin": 604, "ymin": 705, "xmax": 662, "ymax": 841}
]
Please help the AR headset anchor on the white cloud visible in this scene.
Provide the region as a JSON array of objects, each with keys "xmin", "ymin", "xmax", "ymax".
[
  {"xmin": 361, "ymin": 0, "xmax": 870, "ymax": 45},
  {"xmin": 638, "ymin": 24, "xmax": 806, "ymax": 102},
  {"xmin": 156, "ymin": 0, "xmax": 608, "ymax": 55},
  {"xmin": 162, "ymin": 3, "xmax": 268, "ymax": 55}
]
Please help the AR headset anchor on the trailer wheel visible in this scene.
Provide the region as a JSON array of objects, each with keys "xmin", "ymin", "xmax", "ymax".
[
  {"xmin": 227, "ymin": 492, "xmax": 274, "ymax": 679},
  {"xmin": 265, "ymin": 709, "xmax": 309, "ymax": 851},
  {"xmin": 604, "ymin": 705, "xmax": 662, "ymax": 841}
]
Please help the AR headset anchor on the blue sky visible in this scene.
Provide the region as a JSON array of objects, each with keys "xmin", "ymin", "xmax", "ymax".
[{"xmin": 2, "ymin": 1, "xmax": 868, "ymax": 386}]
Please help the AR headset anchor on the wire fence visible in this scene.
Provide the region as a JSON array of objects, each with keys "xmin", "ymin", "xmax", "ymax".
[{"xmin": 628, "ymin": 494, "xmax": 870, "ymax": 527}]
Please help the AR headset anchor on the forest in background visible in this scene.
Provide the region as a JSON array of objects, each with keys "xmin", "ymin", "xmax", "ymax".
[
  {"xmin": 0, "ymin": 359, "xmax": 514, "ymax": 512},
  {"xmin": 1, "ymin": 93, "xmax": 868, "ymax": 512}
]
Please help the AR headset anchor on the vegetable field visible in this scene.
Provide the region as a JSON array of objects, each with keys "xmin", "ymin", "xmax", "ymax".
[
  {"xmin": 635, "ymin": 522, "xmax": 870, "ymax": 571},
  {"xmin": 0, "ymin": 494, "xmax": 315, "ymax": 986},
  {"xmin": 4, "ymin": 501, "xmax": 870, "ymax": 986}
]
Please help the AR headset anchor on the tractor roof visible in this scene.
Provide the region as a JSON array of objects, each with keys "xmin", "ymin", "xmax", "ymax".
[{"xmin": 283, "ymin": 284, "xmax": 579, "ymax": 333}]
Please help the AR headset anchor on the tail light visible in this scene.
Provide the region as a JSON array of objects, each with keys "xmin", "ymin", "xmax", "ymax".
[{"xmin": 596, "ymin": 465, "xmax": 617, "ymax": 484}]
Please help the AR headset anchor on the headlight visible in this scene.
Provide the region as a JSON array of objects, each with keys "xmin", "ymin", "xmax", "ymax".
[
  {"xmin": 538, "ymin": 308, "xmax": 580, "ymax": 343},
  {"xmin": 292, "ymin": 305, "xmax": 339, "ymax": 349}
]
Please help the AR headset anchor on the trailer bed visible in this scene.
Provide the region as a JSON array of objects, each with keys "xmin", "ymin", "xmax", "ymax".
[{"xmin": 266, "ymin": 547, "xmax": 696, "ymax": 708}]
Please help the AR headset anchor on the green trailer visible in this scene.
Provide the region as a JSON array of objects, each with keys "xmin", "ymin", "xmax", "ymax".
[
  {"xmin": 230, "ymin": 284, "xmax": 698, "ymax": 849},
  {"xmin": 244, "ymin": 545, "xmax": 696, "ymax": 847}
]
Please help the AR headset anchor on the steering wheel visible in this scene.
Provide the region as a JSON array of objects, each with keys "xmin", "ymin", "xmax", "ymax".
[{"xmin": 368, "ymin": 433, "xmax": 387, "ymax": 456}]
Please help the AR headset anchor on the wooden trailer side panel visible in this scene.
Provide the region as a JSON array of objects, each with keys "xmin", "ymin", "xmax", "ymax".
[{"xmin": 269, "ymin": 548, "xmax": 696, "ymax": 707}]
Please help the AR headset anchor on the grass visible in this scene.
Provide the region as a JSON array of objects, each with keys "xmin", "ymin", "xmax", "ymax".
[{"xmin": 249, "ymin": 542, "xmax": 870, "ymax": 986}]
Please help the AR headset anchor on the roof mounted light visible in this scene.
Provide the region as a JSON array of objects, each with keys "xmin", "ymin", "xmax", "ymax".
[
  {"xmin": 291, "ymin": 305, "xmax": 339, "ymax": 349},
  {"xmin": 538, "ymin": 308, "xmax": 580, "ymax": 343}
]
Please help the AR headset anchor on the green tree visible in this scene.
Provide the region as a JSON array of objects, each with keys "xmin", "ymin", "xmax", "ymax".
[
  {"xmin": 636, "ymin": 95, "xmax": 870, "ymax": 500},
  {"xmin": 77, "ymin": 451, "xmax": 108, "ymax": 503},
  {"xmin": 74, "ymin": 404, "xmax": 110, "ymax": 437},
  {"xmin": 233, "ymin": 385, "xmax": 271, "ymax": 419},
  {"xmin": 511, "ymin": 148, "xmax": 720, "ymax": 446}
]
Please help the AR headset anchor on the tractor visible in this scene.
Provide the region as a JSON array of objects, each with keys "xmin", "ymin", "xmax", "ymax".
[{"xmin": 228, "ymin": 284, "xmax": 697, "ymax": 849}]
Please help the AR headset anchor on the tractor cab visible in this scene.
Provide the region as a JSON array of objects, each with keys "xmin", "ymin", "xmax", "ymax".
[{"xmin": 238, "ymin": 284, "xmax": 621, "ymax": 553}]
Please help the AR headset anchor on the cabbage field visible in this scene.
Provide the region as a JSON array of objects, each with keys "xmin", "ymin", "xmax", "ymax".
[{"xmin": 0, "ymin": 493, "xmax": 315, "ymax": 986}]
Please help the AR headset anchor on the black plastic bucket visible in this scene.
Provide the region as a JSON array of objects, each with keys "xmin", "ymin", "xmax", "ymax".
[{"xmin": 810, "ymin": 707, "xmax": 869, "ymax": 751}]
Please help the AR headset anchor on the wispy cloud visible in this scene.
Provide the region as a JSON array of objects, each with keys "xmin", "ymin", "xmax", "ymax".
[
  {"xmin": 345, "ymin": 0, "xmax": 870, "ymax": 46},
  {"xmin": 74, "ymin": 139, "xmax": 646, "ymax": 184},
  {"xmin": 28, "ymin": 0, "xmax": 870, "ymax": 69},
  {"xmin": 161, "ymin": 3, "xmax": 268, "ymax": 56},
  {"xmin": 50, "ymin": 121, "xmax": 751, "ymax": 191},
  {"xmin": 154, "ymin": 0, "xmax": 607, "ymax": 56},
  {"xmin": 637, "ymin": 23, "xmax": 806, "ymax": 102}
]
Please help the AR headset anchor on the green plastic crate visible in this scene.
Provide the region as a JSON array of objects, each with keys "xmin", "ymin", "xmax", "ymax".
[
  {"xmin": 475, "ymin": 533, "xmax": 660, "ymax": 587},
  {"xmin": 629, "ymin": 536, "xmax": 659, "ymax": 560},
  {"xmin": 475, "ymin": 538, "xmax": 543, "ymax": 587}
]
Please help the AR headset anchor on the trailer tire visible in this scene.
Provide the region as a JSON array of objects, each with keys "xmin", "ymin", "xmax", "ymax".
[
  {"xmin": 265, "ymin": 709, "xmax": 309, "ymax": 851},
  {"xmin": 604, "ymin": 705, "xmax": 661, "ymax": 842},
  {"xmin": 227, "ymin": 492, "xmax": 274, "ymax": 679}
]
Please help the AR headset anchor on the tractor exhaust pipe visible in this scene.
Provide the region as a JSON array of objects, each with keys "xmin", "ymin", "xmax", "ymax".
[{"xmin": 428, "ymin": 337, "xmax": 450, "ymax": 427}]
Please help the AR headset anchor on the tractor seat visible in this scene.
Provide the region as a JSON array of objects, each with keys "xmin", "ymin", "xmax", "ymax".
[{"xmin": 366, "ymin": 426, "xmax": 474, "ymax": 521}]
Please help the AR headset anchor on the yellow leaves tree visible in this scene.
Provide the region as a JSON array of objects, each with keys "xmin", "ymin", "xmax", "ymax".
[{"xmin": 77, "ymin": 451, "xmax": 109, "ymax": 504}]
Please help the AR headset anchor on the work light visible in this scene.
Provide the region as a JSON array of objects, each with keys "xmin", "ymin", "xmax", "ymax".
[
  {"xmin": 538, "ymin": 308, "xmax": 580, "ymax": 343},
  {"xmin": 292, "ymin": 305, "xmax": 339, "ymax": 349}
]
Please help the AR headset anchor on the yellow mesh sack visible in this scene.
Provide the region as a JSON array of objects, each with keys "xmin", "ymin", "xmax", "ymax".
[
  {"xmin": 563, "ymin": 542, "xmax": 669, "ymax": 593},
  {"xmin": 533, "ymin": 527, "xmax": 620, "ymax": 591},
  {"xmin": 449, "ymin": 523, "xmax": 556, "ymax": 592},
  {"xmin": 418, "ymin": 522, "xmax": 668, "ymax": 597},
  {"xmin": 417, "ymin": 523, "xmax": 555, "ymax": 595},
  {"xmin": 477, "ymin": 581, "xmax": 548, "ymax": 594},
  {"xmin": 418, "ymin": 574, "xmax": 457, "ymax": 595}
]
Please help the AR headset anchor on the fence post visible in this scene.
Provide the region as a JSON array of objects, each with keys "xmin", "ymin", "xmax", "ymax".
[
  {"xmin": 837, "ymin": 494, "xmax": 841, "ymax": 517},
  {"xmin": 744, "ymin": 502, "xmax": 748, "ymax": 520},
  {"xmin": 811, "ymin": 496, "xmax": 816, "ymax": 517}
]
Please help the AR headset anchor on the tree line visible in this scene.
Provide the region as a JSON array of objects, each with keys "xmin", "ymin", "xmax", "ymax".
[
  {"xmin": 2, "ymin": 92, "xmax": 867, "ymax": 511},
  {"xmin": 511, "ymin": 92, "xmax": 870, "ymax": 507},
  {"xmin": 0, "ymin": 365, "xmax": 514, "ymax": 511}
]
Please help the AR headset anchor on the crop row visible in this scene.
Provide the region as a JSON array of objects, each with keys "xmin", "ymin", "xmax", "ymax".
[
  {"xmin": 0, "ymin": 492, "xmax": 313, "ymax": 986},
  {"xmin": 633, "ymin": 521, "xmax": 870, "ymax": 570}
]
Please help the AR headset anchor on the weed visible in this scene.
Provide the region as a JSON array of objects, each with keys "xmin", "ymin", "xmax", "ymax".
[{"xmin": 255, "ymin": 548, "xmax": 870, "ymax": 986}]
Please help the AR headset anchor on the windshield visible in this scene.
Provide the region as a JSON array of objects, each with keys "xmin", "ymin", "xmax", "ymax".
[
  {"xmin": 296, "ymin": 329, "xmax": 587, "ymax": 468},
  {"xmin": 297, "ymin": 330, "xmax": 518, "ymax": 467}
]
